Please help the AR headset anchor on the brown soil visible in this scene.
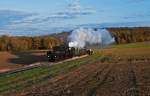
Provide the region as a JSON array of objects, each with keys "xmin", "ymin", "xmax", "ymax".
[
  {"xmin": 19, "ymin": 48, "xmax": 150, "ymax": 96},
  {"xmin": 0, "ymin": 50, "xmax": 48, "ymax": 72}
]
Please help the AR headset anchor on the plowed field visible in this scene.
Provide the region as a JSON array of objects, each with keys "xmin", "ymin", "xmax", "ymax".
[{"xmin": 18, "ymin": 48, "xmax": 150, "ymax": 96}]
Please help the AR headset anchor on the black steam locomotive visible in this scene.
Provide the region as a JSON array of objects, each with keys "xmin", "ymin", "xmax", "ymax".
[{"xmin": 47, "ymin": 45, "xmax": 93, "ymax": 62}]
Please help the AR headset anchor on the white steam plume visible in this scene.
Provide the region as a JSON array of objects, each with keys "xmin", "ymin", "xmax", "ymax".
[{"xmin": 69, "ymin": 27, "xmax": 115, "ymax": 48}]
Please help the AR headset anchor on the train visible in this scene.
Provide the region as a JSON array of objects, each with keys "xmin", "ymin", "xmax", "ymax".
[{"xmin": 47, "ymin": 45, "xmax": 93, "ymax": 62}]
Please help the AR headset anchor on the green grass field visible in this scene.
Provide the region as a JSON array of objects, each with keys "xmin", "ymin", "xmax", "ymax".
[{"xmin": 112, "ymin": 42, "xmax": 150, "ymax": 48}]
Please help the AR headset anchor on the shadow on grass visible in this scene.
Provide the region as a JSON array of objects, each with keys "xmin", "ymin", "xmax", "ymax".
[{"xmin": 8, "ymin": 51, "xmax": 48, "ymax": 65}]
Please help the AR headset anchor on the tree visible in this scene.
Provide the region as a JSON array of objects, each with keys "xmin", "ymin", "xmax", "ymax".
[{"xmin": 32, "ymin": 37, "xmax": 41, "ymax": 49}]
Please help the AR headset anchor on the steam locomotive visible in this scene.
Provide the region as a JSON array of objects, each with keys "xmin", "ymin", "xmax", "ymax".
[{"xmin": 47, "ymin": 45, "xmax": 93, "ymax": 62}]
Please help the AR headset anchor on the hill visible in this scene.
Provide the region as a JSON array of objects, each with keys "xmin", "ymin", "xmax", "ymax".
[{"xmin": 108, "ymin": 27, "xmax": 150, "ymax": 44}]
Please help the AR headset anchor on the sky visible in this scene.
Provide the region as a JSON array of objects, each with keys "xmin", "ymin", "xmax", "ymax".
[{"xmin": 0, "ymin": 0, "xmax": 150, "ymax": 36}]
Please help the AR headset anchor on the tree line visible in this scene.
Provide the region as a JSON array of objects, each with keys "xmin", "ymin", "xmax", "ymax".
[
  {"xmin": 0, "ymin": 36, "xmax": 63, "ymax": 51},
  {"xmin": 108, "ymin": 27, "xmax": 150, "ymax": 44},
  {"xmin": 0, "ymin": 27, "xmax": 149, "ymax": 51}
]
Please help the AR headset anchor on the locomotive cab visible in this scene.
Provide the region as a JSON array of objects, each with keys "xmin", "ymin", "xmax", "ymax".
[{"xmin": 47, "ymin": 45, "xmax": 75, "ymax": 62}]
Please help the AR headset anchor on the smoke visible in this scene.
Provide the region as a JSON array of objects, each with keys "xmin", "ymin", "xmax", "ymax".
[{"xmin": 68, "ymin": 27, "xmax": 115, "ymax": 48}]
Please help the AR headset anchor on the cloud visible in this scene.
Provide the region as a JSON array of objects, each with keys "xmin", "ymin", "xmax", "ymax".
[
  {"xmin": 0, "ymin": 10, "xmax": 36, "ymax": 27},
  {"xmin": 57, "ymin": 0, "xmax": 96, "ymax": 18},
  {"xmin": 0, "ymin": 0, "xmax": 96, "ymax": 36},
  {"xmin": 0, "ymin": 9, "xmax": 69, "ymax": 36},
  {"xmin": 17, "ymin": 0, "xmax": 96, "ymax": 24},
  {"xmin": 123, "ymin": 13, "xmax": 150, "ymax": 20},
  {"xmin": 3, "ymin": 0, "xmax": 96, "ymax": 26},
  {"xmin": 0, "ymin": 10, "xmax": 35, "ymax": 17},
  {"xmin": 127, "ymin": 0, "xmax": 149, "ymax": 3},
  {"xmin": 0, "ymin": 10, "xmax": 77, "ymax": 36}
]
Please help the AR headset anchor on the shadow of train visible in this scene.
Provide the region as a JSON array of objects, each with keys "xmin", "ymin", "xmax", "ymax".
[{"xmin": 8, "ymin": 50, "xmax": 48, "ymax": 65}]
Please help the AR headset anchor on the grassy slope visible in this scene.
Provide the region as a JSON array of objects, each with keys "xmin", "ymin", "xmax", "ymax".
[
  {"xmin": 112, "ymin": 42, "xmax": 150, "ymax": 48},
  {"xmin": 0, "ymin": 53, "xmax": 102, "ymax": 95}
]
